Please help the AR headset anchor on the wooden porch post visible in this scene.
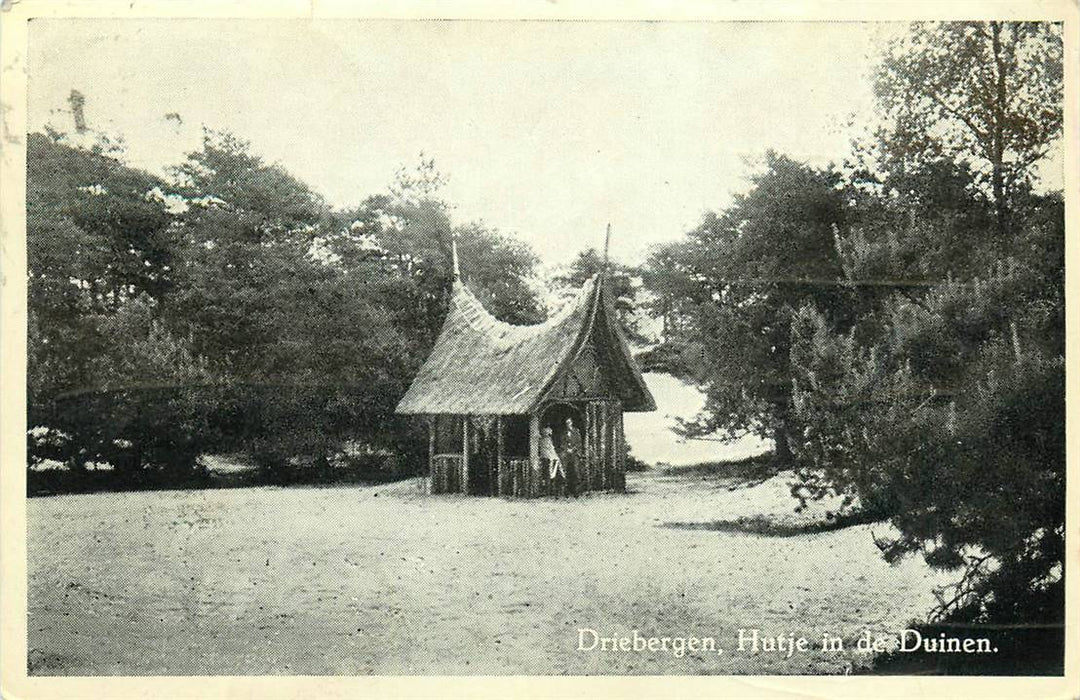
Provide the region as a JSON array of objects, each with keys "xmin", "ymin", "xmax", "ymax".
[
  {"xmin": 528, "ymin": 411, "xmax": 540, "ymax": 498},
  {"xmin": 615, "ymin": 404, "xmax": 626, "ymax": 492},
  {"xmin": 496, "ymin": 415, "xmax": 504, "ymax": 497},
  {"xmin": 462, "ymin": 416, "xmax": 470, "ymax": 495},
  {"xmin": 428, "ymin": 417, "xmax": 436, "ymax": 495},
  {"xmin": 585, "ymin": 402, "xmax": 596, "ymax": 491}
]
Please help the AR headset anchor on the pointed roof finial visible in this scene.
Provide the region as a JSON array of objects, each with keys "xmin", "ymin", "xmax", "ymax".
[
  {"xmin": 451, "ymin": 231, "xmax": 461, "ymax": 281},
  {"xmin": 603, "ymin": 223, "xmax": 612, "ymax": 273}
]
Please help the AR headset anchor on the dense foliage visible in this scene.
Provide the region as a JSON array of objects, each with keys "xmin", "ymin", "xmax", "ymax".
[
  {"xmin": 643, "ymin": 153, "xmax": 851, "ymax": 465},
  {"xmin": 28, "ymin": 128, "xmax": 541, "ymax": 485},
  {"xmin": 642, "ymin": 20, "xmax": 1064, "ymax": 670}
]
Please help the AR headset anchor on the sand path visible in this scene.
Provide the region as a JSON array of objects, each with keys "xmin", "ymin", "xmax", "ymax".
[{"xmin": 28, "ymin": 470, "xmax": 950, "ymax": 675}]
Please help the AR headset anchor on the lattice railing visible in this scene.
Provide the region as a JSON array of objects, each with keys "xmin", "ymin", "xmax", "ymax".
[{"xmin": 431, "ymin": 453, "xmax": 463, "ymax": 494}]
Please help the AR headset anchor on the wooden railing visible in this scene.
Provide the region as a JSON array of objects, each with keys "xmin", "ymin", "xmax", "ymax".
[
  {"xmin": 426, "ymin": 400, "xmax": 627, "ymax": 498},
  {"xmin": 430, "ymin": 453, "xmax": 463, "ymax": 494},
  {"xmin": 500, "ymin": 458, "xmax": 530, "ymax": 497}
]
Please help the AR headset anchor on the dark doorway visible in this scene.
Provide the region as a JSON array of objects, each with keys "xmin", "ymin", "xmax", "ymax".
[
  {"xmin": 541, "ymin": 402, "xmax": 584, "ymax": 452},
  {"xmin": 468, "ymin": 419, "xmax": 496, "ymax": 496},
  {"xmin": 504, "ymin": 415, "xmax": 530, "ymax": 458}
]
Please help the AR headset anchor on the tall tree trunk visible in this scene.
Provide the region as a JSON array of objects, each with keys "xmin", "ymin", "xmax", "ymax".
[
  {"xmin": 990, "ymin": 21, "xmax": 1009, "ymax": 239},
  {"xmin": 772, "ymin": 384, "xmax": 795, "ymax": 468},
  {"xmin": 314, "ymin": 444, "xmax": 333, "ymax": 483},
  {"xmin": 774, "ymin": 419, "xmax": 793, "ymax": 468}
]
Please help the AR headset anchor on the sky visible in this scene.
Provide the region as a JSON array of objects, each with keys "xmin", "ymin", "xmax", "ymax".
[{"xmin": 29, "ymin": 19, "xmax": 897, "ymax": 267}]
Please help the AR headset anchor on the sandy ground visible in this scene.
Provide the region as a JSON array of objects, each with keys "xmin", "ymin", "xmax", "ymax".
[
  {"xmin": 28, "ymin": 469, "xmax": 953, "ymax": 676},
  {"xmin": 624, "ymin": 373, "xmax": 772, "ymax": 466}
]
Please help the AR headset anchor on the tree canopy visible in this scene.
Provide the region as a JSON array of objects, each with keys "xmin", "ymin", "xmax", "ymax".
[
  {"xmin": 644, "ymin": 152, "xmax": 851, "ymax": 463},
  {"xmin": 27, "ymin": 127, "xmax": 543, "ymax": 483},
  {"xmin": 873, "ymin": 21, "xmax": 1063, "ymax": 236},
  {"xmin": 640, "ymin": 21, "xmax": 1064, "ymax": 664}
]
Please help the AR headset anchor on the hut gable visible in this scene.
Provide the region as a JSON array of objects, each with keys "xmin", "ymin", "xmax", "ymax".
[
  {"xmin": 395, "ymin": 274, "xmax": 655, "ymax": 416},
  {"xmin": 549, "ymin": 341, "xmax": 607, "ymax": 399}
]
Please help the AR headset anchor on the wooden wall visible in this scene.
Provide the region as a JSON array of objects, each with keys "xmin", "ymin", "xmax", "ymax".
[
  {"xmin": 427, "ymin": 402, "xmax": 626, "ymax": 498},
  {"xmin": 430, "ymin": 453, "xmax": 463, "ymax": 494},
  {"xmin": 580, "ymin": 399, "xmax": 624, "ymax": 493}
]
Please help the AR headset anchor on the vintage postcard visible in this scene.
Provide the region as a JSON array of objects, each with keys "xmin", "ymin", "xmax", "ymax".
[{"xmin": 1, "ymin": 1, "xmax": 1077, "ymax": 698}]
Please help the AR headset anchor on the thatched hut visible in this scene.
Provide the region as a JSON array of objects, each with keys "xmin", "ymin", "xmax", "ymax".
[{"xmin": 395, "ymin": 255, "xmax": 655, "ymax": 497}]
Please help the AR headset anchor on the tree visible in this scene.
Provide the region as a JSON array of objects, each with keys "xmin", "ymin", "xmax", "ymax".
[
  {"xmin": 874, "ymin": 21, "xmax": 1063, "ymax": 237},
  {"xmin": 553, "ymin": 248, "xmax": 649, "ymax": 343},
  {"xmin": 167, "ymin": 139, "xmax": 543, "ymax": 476},
  {"xmin": 642, "ymin": 152, "xmax": 851, "ymax": 465},
  {"xmin": 165, "ymin": 131, "xmax": 415, "ymax": 475},
  {"xmin": 26, "ymin": 132, "xmax": 176, "ymax": 327},
  {"xmin": 26, "ymin": 131, "xmax": 209, "ymax": 479},
  {"xmin": 786, "ymin": 21, "xmax": 1065, "ymax": 668},
  {"xmin": 28, "ymin": 121, "xmax": 545, "ymax": 486},
  {"xmin": 76, "ymin": 296, "xmax": 218, "ymax": 479},
  {"xmin": 167, "ymin": 130, "xmax": 330, "ymax": 368},
  {"xmin": 789, "ymin": 209, "xmax": 1064, "ymax": 638},
  {"xmin": 324, "ymin": 155, "xmax": 542, "ymax": 337}
]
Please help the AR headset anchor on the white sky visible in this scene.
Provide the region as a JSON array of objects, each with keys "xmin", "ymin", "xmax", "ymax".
[{"xmin": 29, "ymin": 19, "xmax": 896, "ymax": 267}]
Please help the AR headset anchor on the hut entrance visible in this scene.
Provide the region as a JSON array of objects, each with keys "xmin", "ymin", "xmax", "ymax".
[
  {"xmin": 541, "ymin": 402, "xmax": 584, "ymax": 441},
  {"xmin": 539, "ymin": 398, "xmax": 626, "ymax": 494}
]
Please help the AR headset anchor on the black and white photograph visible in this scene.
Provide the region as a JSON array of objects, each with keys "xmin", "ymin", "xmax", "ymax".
[{"xmin": 0, "ymin": 2, "xmax": 1075, "ymax": 697}]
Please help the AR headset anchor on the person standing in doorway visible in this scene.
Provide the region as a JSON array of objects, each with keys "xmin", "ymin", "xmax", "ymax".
[
  {"xmin": 561, "ymin": 416, "xmax": 584, "ymax": 496},
  {"xmin": 540, "ymin": 426, "xmax": 565, "ymax": 497}
]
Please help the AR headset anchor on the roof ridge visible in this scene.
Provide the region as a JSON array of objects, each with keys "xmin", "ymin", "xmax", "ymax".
[
  {"xmin": 451, "ymin": 276, "xmax": 596, "ymax": 340},
  {"xmin": 396, "ymin": 272, "xmax": 653, "ymax": 416}
]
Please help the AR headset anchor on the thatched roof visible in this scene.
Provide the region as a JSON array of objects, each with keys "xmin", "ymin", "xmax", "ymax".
[{"xmin": 395, "ymin": 275, "xmax": 655, "ymax": 416}]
